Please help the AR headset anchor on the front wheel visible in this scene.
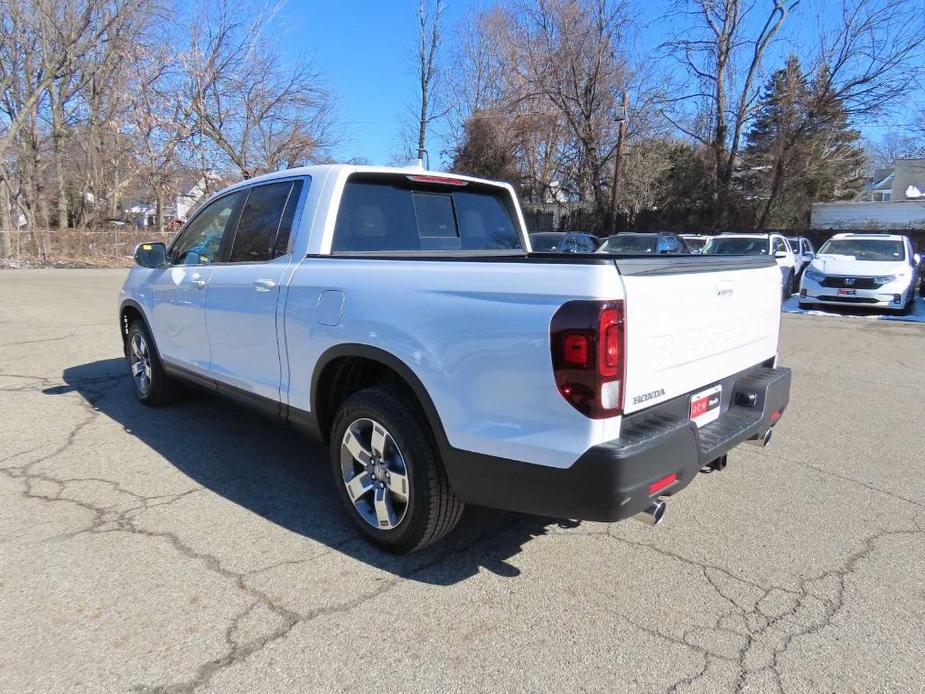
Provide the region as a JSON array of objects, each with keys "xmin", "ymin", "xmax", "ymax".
[
  {"xmin": 782, "ymin": 271, "xmax": 794, "ymax": 301},
  {"xmin": 330, "ymin": 386, "xmax": 465, "ymax": 552},
  {"xmin": 125, "ymin": 320, "xmax": 174, "ymax": 405}
]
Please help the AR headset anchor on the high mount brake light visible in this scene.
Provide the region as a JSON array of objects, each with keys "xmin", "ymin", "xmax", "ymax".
[
  {"xmin": 550, "ymin": 300, "xmax": 625, "ymax": 419},
  {"xmin": 405, "ymin": 175, "xmax": 468, "ymax": 186}
]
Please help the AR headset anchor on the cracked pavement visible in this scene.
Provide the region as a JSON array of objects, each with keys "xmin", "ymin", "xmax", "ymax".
[{"xmin": 1, "ymin": 268, "xmax": 924, "ymax": 693}]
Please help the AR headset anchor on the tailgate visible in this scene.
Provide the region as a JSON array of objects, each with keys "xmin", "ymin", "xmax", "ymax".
[{"xmin": 616, "ymin": 256, "xmax": 781, "ymax": 415}]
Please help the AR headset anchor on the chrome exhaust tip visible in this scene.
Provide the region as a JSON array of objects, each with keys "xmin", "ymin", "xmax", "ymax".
[
  {"xmin": 633, "ymin": 499, "xmax": 666, "ymax": 526},
  {"xmin": 746, "ymin": 428, "xmax": 773, "ymax": 448}
]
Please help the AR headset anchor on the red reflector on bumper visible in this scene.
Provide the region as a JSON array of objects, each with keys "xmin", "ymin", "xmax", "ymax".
[
  {"xmin": 649, "ymin": 473, "xmax": 677, "ymax": 496},
  {"xmin": 770, "ymin": 410, "xmax": 781, "ymax": 423}
]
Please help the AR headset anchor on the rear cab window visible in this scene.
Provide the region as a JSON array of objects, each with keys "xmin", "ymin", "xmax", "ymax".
[{"xmin": 330, "ymin": 173, "xmax": 524, "ymax": 253}]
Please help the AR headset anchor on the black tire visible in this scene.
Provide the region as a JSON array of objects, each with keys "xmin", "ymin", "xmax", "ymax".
[
  {"xmin": 125, "ymin": 320, "xmax": 175, "ymax": 406},
  {"xmin": 782, "ymin": 271, "xmax": 794, "ymax": 301},
  {"xmin": 798, "ymin": 302, "xmax": 812, "ymax": 311},
  {"xmin": 329, "ymin": 386, "xmax": 464, "ymax": 552},
  {"xmin": 900, "ymin": 292, "xmax": 914, "ymax": 316}
]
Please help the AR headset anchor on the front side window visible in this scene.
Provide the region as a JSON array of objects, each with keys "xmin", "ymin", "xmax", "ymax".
[
  {"xmin": 228, "ymin": 180, "xmax": 304, "ymax": 263},
  {"xmin": 169, "ymin": 192, "xmax": 244, "ymax": 265},
  {"xmin": 331, "ymin": 175, "xmax": 523, "ymax": 252}
]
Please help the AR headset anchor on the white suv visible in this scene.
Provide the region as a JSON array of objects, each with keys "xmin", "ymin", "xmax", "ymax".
[
  {"xmin": 799, "ymin": 233, "xmax": 919, "ymax": 314},
  {"xmin": 701, "ymin": 233, "xmax": 797, "ymax": 299}
]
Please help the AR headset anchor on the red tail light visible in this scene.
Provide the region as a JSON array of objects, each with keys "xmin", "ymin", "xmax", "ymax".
[
  {"xmin": 551, "ymin": 300, "xmax": 625, "ymax": 418},
  {"xmin": 405, "ymin": 174, "xmax": 468, "ymax": 186}
]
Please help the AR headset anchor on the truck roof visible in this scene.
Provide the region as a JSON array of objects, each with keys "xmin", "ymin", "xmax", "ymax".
[{"xmin": 219, "ymin": 164, "xmax": 508, "ymax": 195}]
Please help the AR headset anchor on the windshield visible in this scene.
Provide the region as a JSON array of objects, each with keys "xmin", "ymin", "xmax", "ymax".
[
  {"xmin": 529, "ymin": 233, "xmax": 566, "ymax": 252},
  {"xmin": 683, "ymin": 237, "xmax": 707, "ymax": 250},
  {"xmin": 817, "ymin": 238, "xmax": 905, "ymax": 262},
  {"xmin": 702, "ymin": 237, "xmax": 769, "ymax": 256},
  {"xmin": 599, "ymin": 235, "xmax": 659, "ymax": 253}
]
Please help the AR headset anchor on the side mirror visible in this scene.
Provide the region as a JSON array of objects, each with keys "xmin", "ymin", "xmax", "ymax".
[
  {"xmin": 774, "ymin": 250, "xmax": 788, "ymax": 259},
  {"xmin": 134, "ymin": 242, "xmax": 167, "ymax": 269},
  {"xmin": 914, "ymin": 253, "xmax": 921, "ymax": 265}
]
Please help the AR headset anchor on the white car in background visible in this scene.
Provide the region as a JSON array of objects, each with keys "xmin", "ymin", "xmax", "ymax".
[
  {"xmin": 787, "ymin": 236, "xmax": 815, "ymax": 278},
  {"xmin": 680, "ymin": 234, "xmax": 709, "ymax": 253},
  {"xmin": 799, "ymin": 233, "xmax": 919, "ymax": 314},
  {"xmin": 701, "ymin": 233, "xmax": 797, "ymax": 299}
]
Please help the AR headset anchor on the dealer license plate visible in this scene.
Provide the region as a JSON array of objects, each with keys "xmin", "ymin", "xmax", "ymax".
[
  {"xmin": 837, "ymin": 288, "xmax": 856, "ymax": 296},
  {"xmin": 690, "ymin": 385, "xmax": 721, "ymax": 428}
]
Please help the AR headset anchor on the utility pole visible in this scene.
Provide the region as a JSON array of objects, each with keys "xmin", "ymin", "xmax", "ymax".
[{"xmin": 609, "ymin": 91, "xmax": 629, "ymax": 235}]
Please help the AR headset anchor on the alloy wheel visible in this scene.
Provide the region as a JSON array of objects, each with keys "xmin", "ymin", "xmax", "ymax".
[
  {"xmin": 340, "ymin": 418, "xmax": 410, "ymax": 530},
  {"xmin": 129, "ymin": 332, "xmax": 153, "ymax": 396}
]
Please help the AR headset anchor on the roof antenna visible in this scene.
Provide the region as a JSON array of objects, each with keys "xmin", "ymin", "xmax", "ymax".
[{"xmin": 404, "ymin": 148, "xmax": 429, "ymax": 170}]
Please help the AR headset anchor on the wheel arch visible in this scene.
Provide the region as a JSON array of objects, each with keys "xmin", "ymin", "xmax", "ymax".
[
  {"xmin": 119, "ymin": 300, "xmax": 152, "ymax": 355},
  {"xmin": 309, "ymin": 344, "xmax": 449, "ymax": 451}
]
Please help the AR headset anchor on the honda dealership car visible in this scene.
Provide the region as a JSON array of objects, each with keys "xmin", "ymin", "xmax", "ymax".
[
  {"xmin": 701, "ymin": 233, "xmax": 796, "ymax": 300},
  {"xmin": 799, "ymin": 233, "xmax": 919, "ymax": 314}
]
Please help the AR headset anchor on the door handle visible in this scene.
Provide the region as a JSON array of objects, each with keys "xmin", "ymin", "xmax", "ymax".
[
  {"xmin": 191, "ymin": 277, "xmax": 207, "ymax": 289},
  {"xmin": 252, "ymin": 279, "xmax": 277, "ymax": 292}
]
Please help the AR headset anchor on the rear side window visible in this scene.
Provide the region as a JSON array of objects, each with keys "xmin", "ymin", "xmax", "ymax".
[
  {"xmin": 331, "ymin": 175, "xmax": 523, "ymax": 252},
  {"xmin": 228, "ymin": 179, "xmax": 304, "ymax": 262}
]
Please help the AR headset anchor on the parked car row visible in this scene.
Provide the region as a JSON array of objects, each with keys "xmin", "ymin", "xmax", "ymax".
[{"xmin": 528, "ymin": 230, "xmax": 923, "ymax": 311}]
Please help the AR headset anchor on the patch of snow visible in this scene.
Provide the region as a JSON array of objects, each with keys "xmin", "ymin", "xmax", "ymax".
[{"xmin": 782, "ymin": 295, "xmax": 925, "ymax": 323}]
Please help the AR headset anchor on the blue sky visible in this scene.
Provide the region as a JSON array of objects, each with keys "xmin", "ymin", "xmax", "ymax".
[
  {"xmin": 275, "ymin": 1, "xmax": 922, "ymax": 166},
  {"xmin": 276, "ymin": 0, "xmax": 482, "ymax": 166}
]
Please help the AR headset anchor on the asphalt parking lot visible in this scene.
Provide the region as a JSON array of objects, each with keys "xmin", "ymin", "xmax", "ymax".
[{"xmin": 1, "ymin": 269, "xmax": 923, "ymax": 693}]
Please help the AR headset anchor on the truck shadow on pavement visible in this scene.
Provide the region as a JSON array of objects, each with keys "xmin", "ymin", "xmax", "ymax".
[{"xmin": 50, "ymin": 358, "xmax": 575, "ymax": 586}]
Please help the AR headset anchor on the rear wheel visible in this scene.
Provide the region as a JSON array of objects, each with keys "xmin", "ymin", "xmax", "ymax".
[
  {"xmin": 125, "ymin": 320, "xmax": 174, "ymax": 405},
  {"xmin": 798, "ymin": 301, "xmax": 813, "ymax": 310},
  {"xmin": 330, "ymin": 386, "xmax": 464, "ymax": 552}
]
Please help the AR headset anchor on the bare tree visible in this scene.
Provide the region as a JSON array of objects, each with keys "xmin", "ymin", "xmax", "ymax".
[
  {"xmin": 663, "ymin": 0, "xmax": 796, "ymax": 224},
  {"xmin": 516, "ymin": 0, "xmax": 631, "ymax": 224},
  {"xmin": 185, "ymin": 0, "xmax": 337, "ymax": 179},
  {"xmin": 414, "ymin": 0, "xmax": 445, "ymax": 161},
  {"xmin": 747, "ymin": 0, "xmax": 925, "ymax": 227},
  {"xmin": 865, "ymin": 132, "xmax": 923, "ymax": 171}
]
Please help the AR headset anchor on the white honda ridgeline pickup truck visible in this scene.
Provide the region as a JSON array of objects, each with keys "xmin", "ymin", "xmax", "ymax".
[{"xmin": 120, "ymin": 165, "xmax": 790, "ymax": 551}]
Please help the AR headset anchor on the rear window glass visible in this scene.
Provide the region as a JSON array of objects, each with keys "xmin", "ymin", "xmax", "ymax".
[{"xmin": 331, "ymin": 175, "xmax": 523, "ymax": 252}]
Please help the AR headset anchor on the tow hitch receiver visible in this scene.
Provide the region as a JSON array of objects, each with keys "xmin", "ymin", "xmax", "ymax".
[{"xmin": 700, "ymin": 454, "xmax": 728, "ymax": 473}]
